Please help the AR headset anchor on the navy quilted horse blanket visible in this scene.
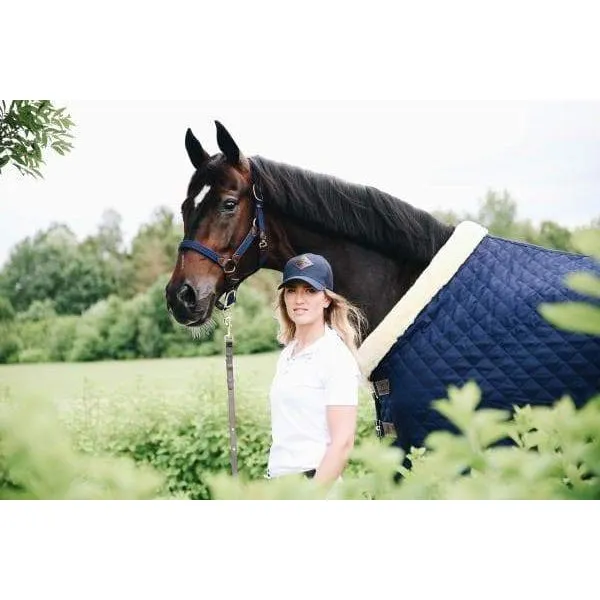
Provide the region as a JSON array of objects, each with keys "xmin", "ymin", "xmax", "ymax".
[{"xmin": 356, "ymin": 221, "xmax": 600, "ymax": 454}]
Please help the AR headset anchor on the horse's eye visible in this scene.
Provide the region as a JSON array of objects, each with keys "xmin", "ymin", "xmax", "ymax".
[{"xmin": 222, "ymin": 198, "xmax": 238, "ymax": 211}]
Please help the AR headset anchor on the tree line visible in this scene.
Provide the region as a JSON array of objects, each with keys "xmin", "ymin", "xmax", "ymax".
[
  {"xmin": 432, "ymin": 189, "xmax": 599, "ymax": 253},
  {"xmin": 0, "ymin": 192, "xmax": 598, "ymax": 364}
]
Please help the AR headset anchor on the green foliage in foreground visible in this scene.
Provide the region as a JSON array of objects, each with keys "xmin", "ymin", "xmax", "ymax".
[
  {"xmin": 0, "ymin": 384, "xmax": 376, "ymax": 500},
  {"xmin": 538, "ymin": 228, "xmax": 600, "ymax": 335},
  {"xmin": 209, "ymin": 385, "xmax": 600, "ymax": 500},
  {"xmin": 2, "ymin": 378, "xmax": 599, "ymax": 500},
  {"xmin": 0, "ymin": 398, "xmax": 163, "ymax": 500}
]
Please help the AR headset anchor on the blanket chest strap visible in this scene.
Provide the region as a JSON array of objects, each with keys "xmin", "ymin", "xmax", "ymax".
[{"xmin": 371, "ymin": 378, "xmax": 396, "ymax": 438}]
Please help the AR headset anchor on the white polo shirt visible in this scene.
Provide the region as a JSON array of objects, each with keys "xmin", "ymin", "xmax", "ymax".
[{"xmin": 267, "ymin": 325, "xmax": 361, "ymax": 478}]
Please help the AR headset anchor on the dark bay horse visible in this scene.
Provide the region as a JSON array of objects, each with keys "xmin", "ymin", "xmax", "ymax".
[{"xmin": 166, "ymin": 121, "xmax": 600, "ymax": 454}]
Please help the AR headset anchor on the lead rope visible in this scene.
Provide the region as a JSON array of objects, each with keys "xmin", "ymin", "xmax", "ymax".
[{"xmin": 223, "ymin": 310, "xmax": 239, "ymax": 476}]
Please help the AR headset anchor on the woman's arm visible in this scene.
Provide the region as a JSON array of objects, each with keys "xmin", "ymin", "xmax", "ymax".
[{"xmin": 314, "ymin": 405, "xmax": 357, "ymax": 485}]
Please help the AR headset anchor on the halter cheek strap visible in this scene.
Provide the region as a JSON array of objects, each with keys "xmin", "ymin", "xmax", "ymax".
[{"xmin": 177, "ymin": 184, "xmax": 268, "ymax": 309}]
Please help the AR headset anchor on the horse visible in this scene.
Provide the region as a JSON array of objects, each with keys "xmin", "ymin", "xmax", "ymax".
[{"xmin": 165, "ymin": 121, "xmax": 600, "ymax": 456}]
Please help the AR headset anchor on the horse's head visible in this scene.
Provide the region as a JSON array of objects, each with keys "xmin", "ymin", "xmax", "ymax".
[{"xmin": 165, "ymin": 121, "xmax": 267, "ymax": 327}]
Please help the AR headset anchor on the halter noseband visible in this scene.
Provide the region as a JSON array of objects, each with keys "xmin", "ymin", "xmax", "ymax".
[{"xmin": 177, "ymin": 183, "xmax": 268, "ymax": 310}]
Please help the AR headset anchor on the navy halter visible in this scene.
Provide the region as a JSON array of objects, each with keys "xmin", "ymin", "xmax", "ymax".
[{"xmin": 178, "ymin": 183, "xmax": 268, "ymax": 310}]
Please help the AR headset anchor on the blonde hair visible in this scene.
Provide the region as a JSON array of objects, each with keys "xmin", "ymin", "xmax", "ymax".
[{"xmin": 274, "ymin": 287, "xmax": 368, "ymax": 356}]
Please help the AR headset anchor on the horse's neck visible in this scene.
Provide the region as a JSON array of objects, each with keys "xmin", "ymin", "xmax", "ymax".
[
  {"xmin": 265, "ymin": 216, "xmax": 429, "ymax": 335},
  {"xmin": 252, "ymin": 157, "xmax": 453, "ymax": 334}
]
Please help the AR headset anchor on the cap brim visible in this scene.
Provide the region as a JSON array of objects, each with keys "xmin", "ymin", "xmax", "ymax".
[{"xmin": 277, "ymin": 276, "xmax": 326, "ymax": 291}]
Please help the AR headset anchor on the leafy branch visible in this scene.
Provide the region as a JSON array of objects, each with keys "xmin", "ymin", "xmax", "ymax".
[
  {"xmin": 0, "ymin": 100, "xmax": 75, "ymax": 178},
  {"xmin": 539, "ymin": 228, "xmax": 600, "ymax": 335}
]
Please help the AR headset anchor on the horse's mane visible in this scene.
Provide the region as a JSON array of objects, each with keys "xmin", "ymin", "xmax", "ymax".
[{"xmin": 249, "ymin": 156, "xmax": 454, "ymax": 265}]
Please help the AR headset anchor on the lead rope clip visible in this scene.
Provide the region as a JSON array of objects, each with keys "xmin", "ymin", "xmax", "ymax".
[{"xmin": 224, "ymin": 312, "xmax": 233, "ymax": 342}]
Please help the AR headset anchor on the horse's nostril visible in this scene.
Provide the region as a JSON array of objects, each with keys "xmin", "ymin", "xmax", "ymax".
[{"xmin": 177, "ymin": 283, "xmax": 197, "ymax": 308}]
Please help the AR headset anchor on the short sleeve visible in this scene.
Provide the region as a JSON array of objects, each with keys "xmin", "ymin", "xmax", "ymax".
[{"xmin": 322, "ymin": 344, "xmax": 361, "ymax": 406}]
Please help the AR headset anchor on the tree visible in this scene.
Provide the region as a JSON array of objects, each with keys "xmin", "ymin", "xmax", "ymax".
[
  {"xmin": 129, "ymin": 207, "xmax": 181, "ymax": 293},
  {"xmin": 81, "ymin": 209, "xmax": 132, "ymax": 295},
  {"xmin": 431, "ymin": 209, "xmax": 462, "ymax": 226},
  {"xmin": 0, "ymin": 100, "xmax": 74, "ymax": 178},
  {"xmin": 0, "ymin": 297, "xmax": 15, "ymax": 323},
  {"xmin": 588, "ymin": 216, "xmax": 600, "ymax": 229},
  {"xmin": 90, "ymin": 209, "xmax": 125, "ymax": 257},
  {"xmin": 537, "ymin": 220, "xmax": 573, "ymax": 252},
  {"xmin": 0, "ymin": 224, "xmax": 118, "ymax": 315},
  {"xmin": 431, "ymin": 189, "xmax": 580, "ymax": 251},
  {"xmin": 476, "ymin": 189, "xmax": 518, "ymax": 236}
]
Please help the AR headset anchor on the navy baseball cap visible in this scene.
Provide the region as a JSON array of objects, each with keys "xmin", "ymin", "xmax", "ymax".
[{"xmin": 278, "ymin": 253, "xmax": 334, "ymax": 291}]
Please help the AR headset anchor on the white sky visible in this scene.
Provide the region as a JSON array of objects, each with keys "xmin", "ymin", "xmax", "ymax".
[
  {"xmin": 3, "ymin": 2, "xmax": 600, "ymax": 268},
  {"xmin": 2, "ymin": 100, "xmax": 599, "ymax": 267}
]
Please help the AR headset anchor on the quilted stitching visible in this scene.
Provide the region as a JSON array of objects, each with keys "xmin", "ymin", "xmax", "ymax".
[{"xmin": 372, "ymin": 235, "xmax": 600, "ymax": 453}]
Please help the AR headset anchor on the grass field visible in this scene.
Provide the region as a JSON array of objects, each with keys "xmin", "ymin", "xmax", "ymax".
[
  {"xmin": 0, "ymin": 352, "xmax": 375, "ymax": 419},
  {"xmin": 0, "ymin": 352, "xmax": 280, "ymax": 408}
]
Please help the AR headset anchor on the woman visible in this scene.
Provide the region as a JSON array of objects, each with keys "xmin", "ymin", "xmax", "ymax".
[{"xmin": 266, "ymin": 252, "xmax": 367, "ymax": 487}]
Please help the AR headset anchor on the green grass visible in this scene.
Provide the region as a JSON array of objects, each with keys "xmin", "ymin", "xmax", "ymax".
[
  {"xmin": 0, "ymin": 352, "xmax": 376, "ymax": 461},
  {"xmin": 0, "ymin": 352, "xmax": 281, "ymax": 409},
  {"xmin": 0, "ymin": 352, "xmax": 375, "ymax": 410}
]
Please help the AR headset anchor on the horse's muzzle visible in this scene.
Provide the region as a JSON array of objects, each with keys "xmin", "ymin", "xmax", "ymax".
[{"xmin": 165, "ymin": 281, "xmax": 215, "ymax": 325}]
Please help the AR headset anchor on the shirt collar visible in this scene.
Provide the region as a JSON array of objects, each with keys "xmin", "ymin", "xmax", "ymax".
[{"xmin": 288, "ymin": 324, "xmax": 336, "ymax": 358}]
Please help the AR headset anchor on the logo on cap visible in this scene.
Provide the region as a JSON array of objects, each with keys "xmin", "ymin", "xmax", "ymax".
[{"xmin": 292, "ymin": 255, "xmax": 314, "ymax": 270}]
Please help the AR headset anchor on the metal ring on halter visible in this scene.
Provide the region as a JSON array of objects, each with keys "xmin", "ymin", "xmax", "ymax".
[{"xmin": 222, "ymin": 258, "xmax": 237, "ymax": 274}]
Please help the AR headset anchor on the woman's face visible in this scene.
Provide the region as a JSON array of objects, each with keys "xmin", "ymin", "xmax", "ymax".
[{"xmin": 283, "ymin": 282, "xmax": 330, "ymax": 328}]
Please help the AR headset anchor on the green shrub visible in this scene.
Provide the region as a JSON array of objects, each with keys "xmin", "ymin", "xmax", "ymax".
[
  {"xmin": 137, "ymin": 316, "xmax": 165, "ymax": 358},
  {"xmin": 67, "ymin": 321, "xmax": 106, "ymax": 362},
  {"xmin": 0, "ymin": 329, "xmax": 21, "ymax": 364},
  {"xmin": 0, "ymin": 398, "xmax": 164, "ymax": 499},
  {"xmin": 18, "ymin": 347, "xmax": 50, "ymax": 364},
  {"xmin": 16, "ymin": 298, "xmax": 57, "ymax": 322},
  {"xmin": 47, "ymin": 316, "xmax": 78, "ymax": 361},
  {"xmin": 105, "ymin": 298, "xmax": 142, "ymax": 359},
  {"xmin": 83, "ymin": 387, "xmax": 273, "ymax": 499}
]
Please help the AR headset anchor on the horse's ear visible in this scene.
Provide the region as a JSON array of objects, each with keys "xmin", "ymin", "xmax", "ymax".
[
  {"xmin": 185, "ymin": 128, "xmax": 210, "ymax": 170},
  {"xmin": 215, "ymin": 120, "xmax": 243, "ymax": 165}
]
